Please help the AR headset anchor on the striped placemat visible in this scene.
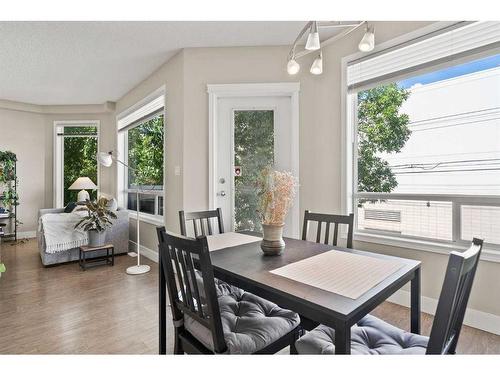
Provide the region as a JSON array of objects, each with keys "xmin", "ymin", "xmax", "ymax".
[
  {"xmin": 206, "ymin": 232, "xmax": 261, "ymax": 252},
  {"xmin": 270, "ymin": 250, "xmax": 404, "ymax": 299}
]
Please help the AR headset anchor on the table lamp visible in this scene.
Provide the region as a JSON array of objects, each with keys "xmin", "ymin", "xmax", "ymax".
[{"xmin": 69, "ymin": 177, "xmax": 98, "ymax": 202}]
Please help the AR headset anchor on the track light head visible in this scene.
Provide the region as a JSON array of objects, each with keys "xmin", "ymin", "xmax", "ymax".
[
  {"xmin": 358, "ymin": 24, "xmax": 375, "ymax": 52},
  {"xmin": 310, "ymin": 52, "xmax": 323, "ymax": 75},
  {"xmin": 287, "ymin": 58, "xmax": 300, "ymax": 75},
  {"xmin": 305, "ymin": 21, "xmax": 320, "ymax": 51}
]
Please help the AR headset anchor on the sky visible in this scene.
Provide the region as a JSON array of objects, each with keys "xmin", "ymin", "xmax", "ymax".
[{"xmin": 398, "ymin": 54, "xmax": 500, "ymax": 88}]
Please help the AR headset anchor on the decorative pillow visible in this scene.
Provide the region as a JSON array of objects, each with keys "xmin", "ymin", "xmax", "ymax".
[
  {"xmin": 64, "ymin": 202, "xmax": 77, "ymax": 213},
  {"xmin": 106, "ymin": 198, "xmax": 118, "ymax": 211}
]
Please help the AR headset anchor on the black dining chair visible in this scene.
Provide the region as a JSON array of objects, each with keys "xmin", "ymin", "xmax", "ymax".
[
  {"xmin": 179, "ymin": 208, "xmax": 224, "ymax": 237},
  {"xmin": 294, "ymin": 238, "xmax": 484, "ymax": 354},
  {"xmin": 302, "ymin": 210, "xmax": 354, "ymax": 248},
  {"xmin": 157, "ymin": 227, "xmax": 301, "ymax": 354}
]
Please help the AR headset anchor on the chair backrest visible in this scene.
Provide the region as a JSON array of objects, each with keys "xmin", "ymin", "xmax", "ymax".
[
  {"xmin": 302, "ymin": 210, "xmax": 354, "ymax": 248},
  {"xmin": 157, "ymin": 227, "xmax": 227, "ymax": 353},
  {"xmin": 426, "ymin": 238, "xmax": 484, "ymax": 354},
  {"xmin": 179, "ymin": 208, "xmax": 224, "ymax": 237}
]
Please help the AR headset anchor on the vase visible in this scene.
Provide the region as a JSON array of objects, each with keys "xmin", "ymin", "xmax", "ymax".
[
  {"xmin": 88, "ymin": 230, "xmax": 107, "ymax": 247},
  {"xmin": 261, "ymin": 223, "xmax": 285, "ymax": 256}
]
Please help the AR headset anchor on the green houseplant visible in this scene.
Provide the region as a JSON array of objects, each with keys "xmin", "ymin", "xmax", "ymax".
[{"xmin": 75, "ymin": 197, "xmax": 117, "ymax": 247}]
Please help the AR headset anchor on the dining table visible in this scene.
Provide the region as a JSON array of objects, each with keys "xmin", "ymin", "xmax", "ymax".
[{"xmin": 159, "ymin": 233, "xmax": 421, "ymax": 355}]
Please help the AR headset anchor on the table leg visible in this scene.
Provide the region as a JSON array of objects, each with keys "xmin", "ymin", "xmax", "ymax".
[
  {"xmin": 411, "ymin": 267, "xmax": 421, "ymax": 334},
  {"xmin": 111, "ymin": 247, "xmax": 115, "ymax": 266},
  {"xmin": 334, "ymin": 322, "xmax": 351, "ymax": 354},
  {"xmin": 159, "ymin": 251, "xmax": 167, "ymax": 354}
]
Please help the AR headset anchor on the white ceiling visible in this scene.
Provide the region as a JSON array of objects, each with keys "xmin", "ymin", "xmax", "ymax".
[{"xmin": 0, "ymin": 21, "xmax": 322, "ymax": 106}]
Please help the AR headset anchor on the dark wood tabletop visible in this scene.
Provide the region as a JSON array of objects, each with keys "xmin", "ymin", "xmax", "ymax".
[{"xmin": 208, "ymin": 236, "xmax": 421, "ymax": 354}]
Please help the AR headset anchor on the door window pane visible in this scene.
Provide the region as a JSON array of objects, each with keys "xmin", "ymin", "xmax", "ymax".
[
  {"xmin": 234, "ymin": 110, "xmax": 274, "ymax": 232},
  {"xmin": 63, "ymin": 130, "xmax": 98, "ymax": 205}
]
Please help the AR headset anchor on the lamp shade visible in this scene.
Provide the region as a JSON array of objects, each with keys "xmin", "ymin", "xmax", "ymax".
[
  {"xmin": 97, "ymin": 152, "xmax": 113, "ymax": 167},
  {"xmin": 305, "ymin": 22, "xmax": 320, "ymax": 51},
  {"xmin": 68, "ymin": 177, "xmax": 98, "ymax": 190}
]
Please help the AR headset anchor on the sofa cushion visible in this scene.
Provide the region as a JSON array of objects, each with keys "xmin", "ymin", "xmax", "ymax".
[
  {"xmin": 295, "ymin": 314, "xmax": 428, "ymax": 355},
  {"xmin": 184, "ymin": 287, "xmax": 300, "ymax": 354}
]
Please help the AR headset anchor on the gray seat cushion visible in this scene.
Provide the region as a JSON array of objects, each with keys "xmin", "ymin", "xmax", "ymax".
[
  {"xmin": 184, "ymin": 286, "xmax": 300, "ymax": 354},
  {"xmin": 295, "ymin": 314, "xmax": 429, "ymax": 354}
]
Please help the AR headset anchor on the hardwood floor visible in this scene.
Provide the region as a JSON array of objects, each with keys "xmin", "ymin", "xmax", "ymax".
[{"xmin": 1, "ymin": 239, "xmax": 499, "ymax": 354}]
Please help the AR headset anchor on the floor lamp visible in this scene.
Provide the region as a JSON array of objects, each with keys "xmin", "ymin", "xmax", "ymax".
[{"xmin": 97, "ymin": 151, "xmax": 151, "ymax": 275}]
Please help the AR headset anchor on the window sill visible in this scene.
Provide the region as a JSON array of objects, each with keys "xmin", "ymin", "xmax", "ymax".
[
  {"xmin": 127, "ymin": 211, "xmax": 164, "ymax": 226},
  {"xmin": 354, "ymin": 231, "xmax": 500, "ymax": 263}
]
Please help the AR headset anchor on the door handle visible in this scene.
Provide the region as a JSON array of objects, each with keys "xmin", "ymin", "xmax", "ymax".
[{"xmin": 217, "ymin": 191, "xmax": 227, "ymax": 197}]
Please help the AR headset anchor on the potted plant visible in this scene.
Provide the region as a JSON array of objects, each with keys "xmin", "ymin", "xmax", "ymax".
[
  {"xmin": 256, "ymin": 166, "xmax": 298, "ymax": 255},
  {"xmin": 75, "ymin": 197, "xmax": 117, "ymax": 247}
]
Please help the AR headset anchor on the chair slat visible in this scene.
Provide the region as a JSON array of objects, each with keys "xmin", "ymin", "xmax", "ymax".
[
  {"xmin": 207, "ymin": 218, "xmax": 213, "ymax": 235},
  {"xmin": 316, "ymin": 222, "xmax": 322, "ymax": 243},
  {"xmin": 193, "ymin": 220, "xmax": 199, "ymax": 237},
  {"xmin": 179, "ymin": 249, "xmax": 195, "ymax": 312},
  {"xmin": 200, "ymin": 219, "xmax": 206, "ymax": 236},
  {"xmin": 333, "ymin": 223, "xmax": 339, "ymax": 246},
  {"xmin": 171, "ymin": 246, "xmax": 187, "ymax": 306},
  {"xmin": 186, "ymin": 252, "xmax": 204, "ymax": 318},
  {"xmin": 324, "ymin": 222, "xmax": 330, "ymax": 245}
]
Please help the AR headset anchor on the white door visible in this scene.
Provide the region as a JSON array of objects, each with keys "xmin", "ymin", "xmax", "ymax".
[{"xmin": 215, "ymin": 96, "xmax": 299, "ymax": 237}]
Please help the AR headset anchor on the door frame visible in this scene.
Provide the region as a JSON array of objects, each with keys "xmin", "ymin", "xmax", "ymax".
[{"xmin": 207, "ymin": 82, "xmax": 301, "ymax": 237}]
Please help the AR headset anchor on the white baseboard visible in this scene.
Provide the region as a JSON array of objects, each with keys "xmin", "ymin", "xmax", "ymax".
[
  {"xmin": 128, "ymin": 240, "xmax": 158, "ymax": 263},
  {"xmin": 18, "ymin": 231, "xmax": 36, "ymax": 239},
  {"xmin": 387, "ymin": 290, "xmax": 500, "ymax": 336}
]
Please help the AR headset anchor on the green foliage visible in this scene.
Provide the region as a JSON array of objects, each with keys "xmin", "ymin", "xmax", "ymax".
[
  {"xmin": 0, "ymin": 150, "xmax": 18, "ymax": 208},
  {"xmin": 127, "ymin": 115, "xmax": 164, "ymax": 188},
  {"xmin": 357, "ymin": 83, "xmax": 411, "ymax": 192},
  {"xmin": 74, "ymin": 197, "xmax": 117, "ymax": 232},
  {"xmin": 234, "ymin": 110, "xmax": 274, "ymax": 232},
  {"xmin": 63, "ymin": 128, "xmax": 98, "ymax": 205}
]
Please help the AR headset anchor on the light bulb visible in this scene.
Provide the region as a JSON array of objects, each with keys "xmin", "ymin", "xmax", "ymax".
[
  {"xmin": 305, "ymin": 22, "xmax": 320, "ymax": 51},
  {"xmin": 287, "ymin": 59, "xmax": 300, "ymax": 75},
  {"xmin": 358, "ymin": 26, "xmax": 375, "ymax": 52},
  {"xmin": 310, "ymin": 53, "xmax": 323, "ymax": 75}
]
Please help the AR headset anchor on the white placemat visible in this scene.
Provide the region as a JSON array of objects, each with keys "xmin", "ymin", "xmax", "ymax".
[
  {"xmin": 270, "ymin": 250, "xmax": 404, "ymax": 299},
  {"xmin": 206, "ymin": 232, "xmax": 261, "ymax": 252}
]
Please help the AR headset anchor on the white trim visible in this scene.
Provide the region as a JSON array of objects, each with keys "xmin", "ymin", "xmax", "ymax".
[
  {"xmin": 128, "ymin": 240, "xmax": 158, "ymax": 263},
  {"xmin": 116, "ymin": 86, "xmax": 166, "ymax": 122},
  {"xmin": 53, "ymin": 120, "xmax": 100, "ymax": 208},
  {"xmin": 355, "ymin": 232, "xmax": 500, "ymax": 263},
  {"xmin": 207, "ymin": 82, "xmax": 301, "ymax": 237},
  {"xmin": 17, "ymin": 231, "xmax": 37, "ymax": 239},
  {"xmin": 387, "ymin": 289, "xmax": 500, "ymax": 336},
  {"xmin": 128, "ymin": 211, "xmax": 164, "ymax": 226}
]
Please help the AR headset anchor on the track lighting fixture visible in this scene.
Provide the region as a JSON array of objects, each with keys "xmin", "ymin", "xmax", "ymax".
[{"xmin": 286, "ymin": 21, "xmax": 376, "ymax": 76}]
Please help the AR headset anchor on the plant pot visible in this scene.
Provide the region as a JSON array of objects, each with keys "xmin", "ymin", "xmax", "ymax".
[
  {"xmin": 261, "ymin": 223, "xmax": 285, "ymax": 256},
  {"xmin": 88, "ymin": 230, "xmax": 107, "ymax": 247}
]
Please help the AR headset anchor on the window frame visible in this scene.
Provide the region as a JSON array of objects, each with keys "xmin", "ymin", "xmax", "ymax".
[
  {"xmin": 341, "ymin": 22, "xmax": 500, "ymax": 262},
  {"xmin": 117, "ymin": 87, "xmax": 166, "ymax": 225},
  {"xmin": 53, "ymin": 120, "xmax": 100, "ymax": 208}
]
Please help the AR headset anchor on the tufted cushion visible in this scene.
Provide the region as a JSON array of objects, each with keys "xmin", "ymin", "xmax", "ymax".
[
  {"xmin": 184, "ymin": 287, "xmax": 300, "ymax": 354},
  {"xmin": 295, "ymin": 314, "xmax": 429, "ymax": 355}
]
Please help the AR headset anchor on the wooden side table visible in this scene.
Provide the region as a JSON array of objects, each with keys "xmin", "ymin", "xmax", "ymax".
[{"xmin": 79, "ymin": 244, "xmax": 114, "ymax": 270}]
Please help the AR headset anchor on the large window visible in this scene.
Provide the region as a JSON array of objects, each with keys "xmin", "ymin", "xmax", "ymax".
[
  {"xmin": 346, "ymin": 22, "xmax": 500, "ymax": 252},
  {"xmin": 54, "ymin": 122, "xmax": 99, "ymax": 207},
  {"xmin": 118, "ymin": 94, "xmax": 165, "ymax": 220}
]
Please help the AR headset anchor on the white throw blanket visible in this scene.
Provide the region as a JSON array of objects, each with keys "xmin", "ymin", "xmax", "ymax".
[{"xmin": 39, "ymin": 212, "xmax": 88, "ymax": 253}]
